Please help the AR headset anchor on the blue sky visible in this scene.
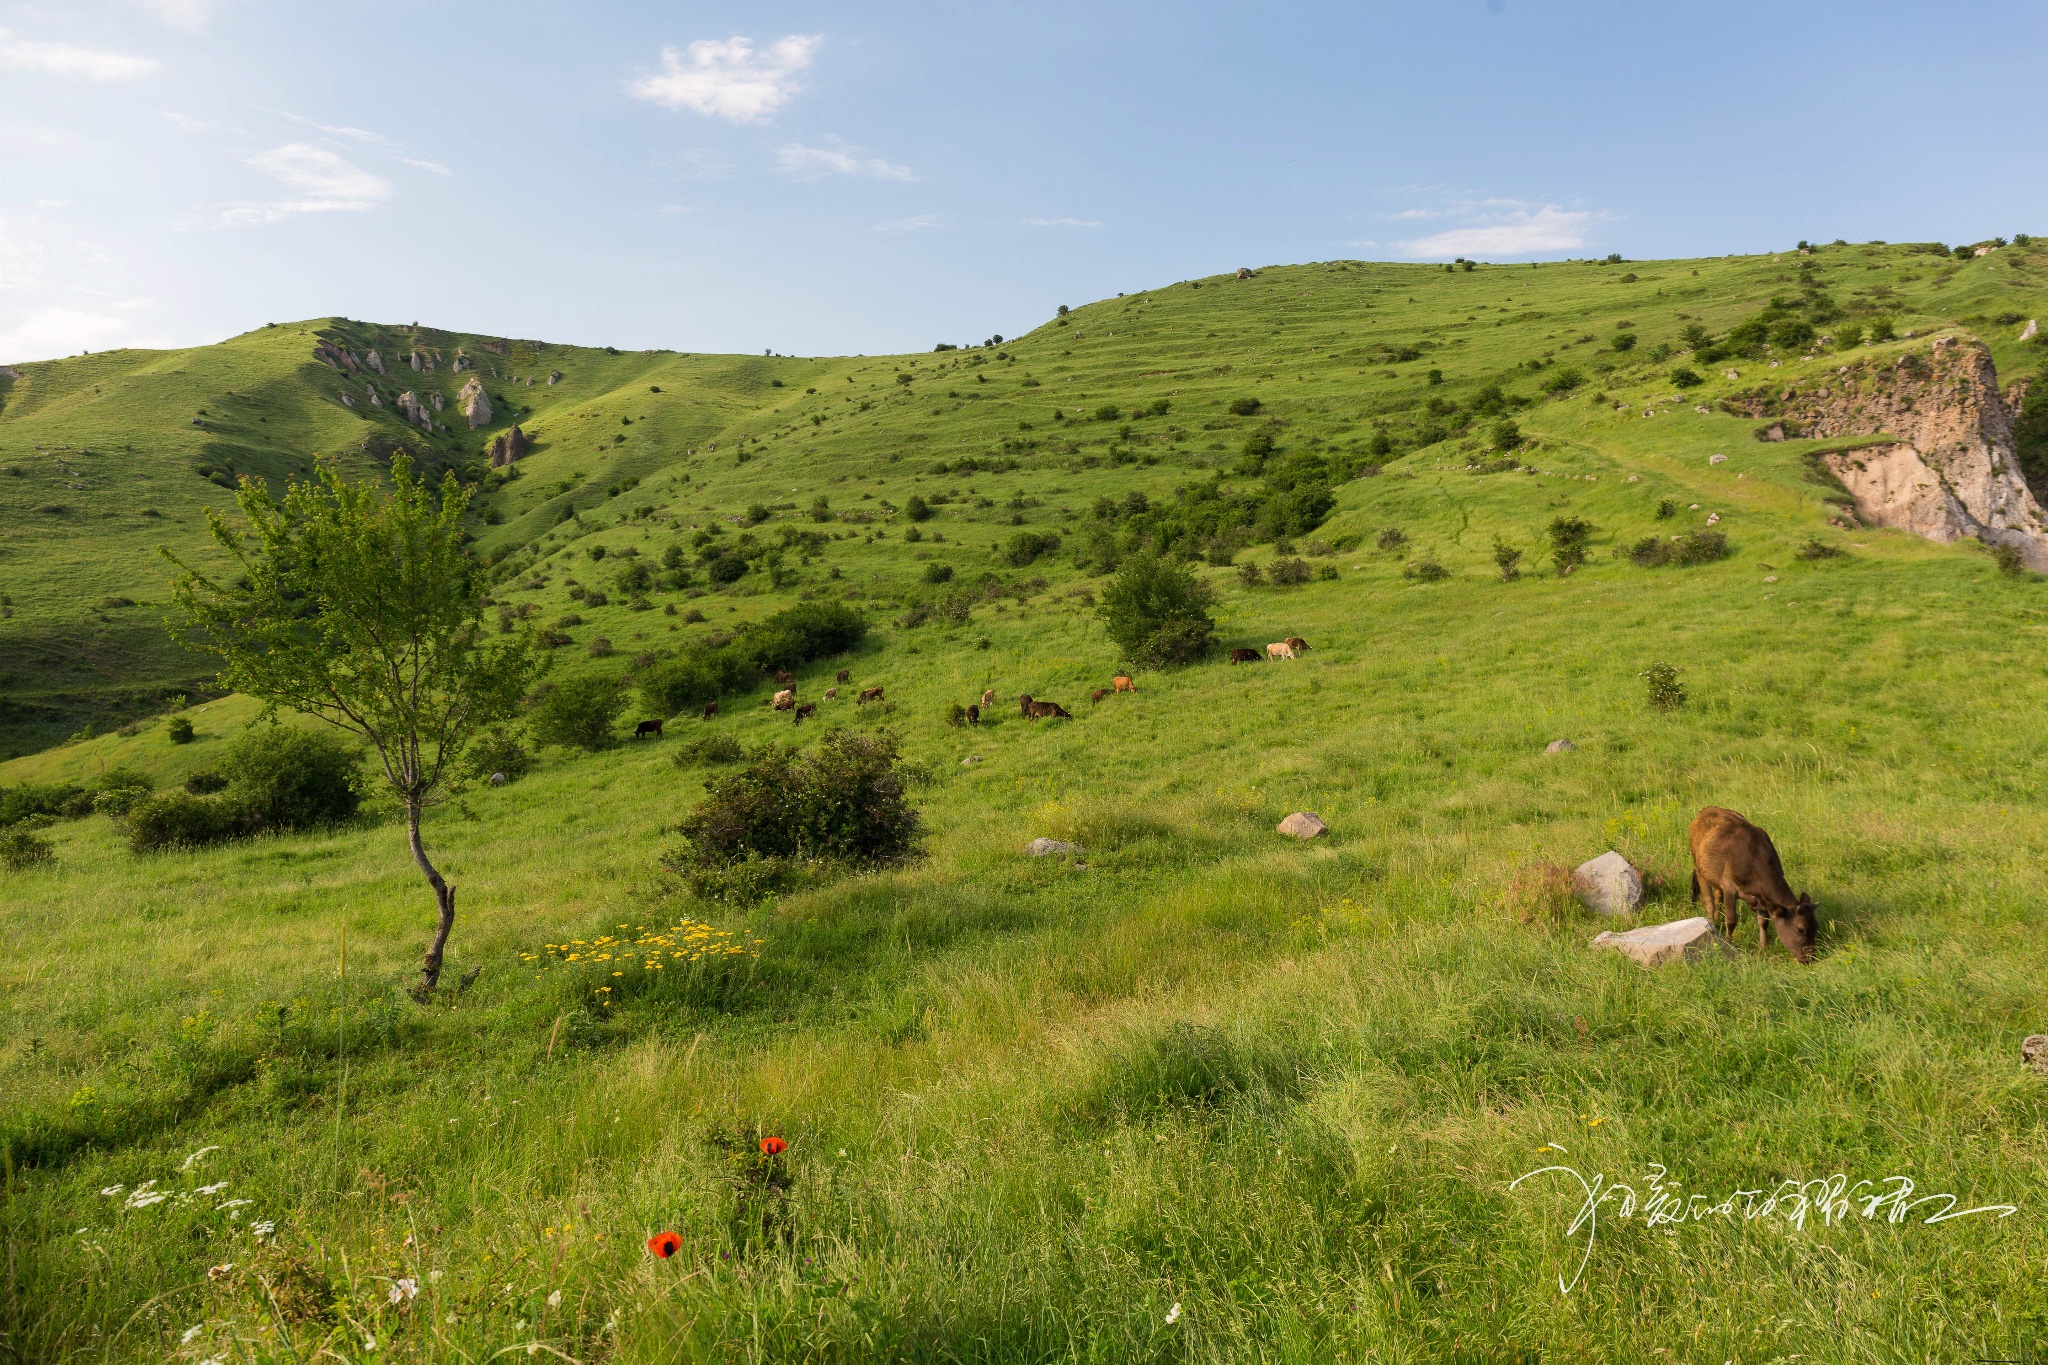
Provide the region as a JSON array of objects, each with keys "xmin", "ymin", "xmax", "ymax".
[{"xmin": 1, "ymin": 0, "xmax": 2043, "ymax": 363}]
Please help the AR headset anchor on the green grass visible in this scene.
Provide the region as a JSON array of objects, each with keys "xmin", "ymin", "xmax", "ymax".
[{"xmin": 4, "ymin": 242, "xmax": 2048, "ymax": 1362}]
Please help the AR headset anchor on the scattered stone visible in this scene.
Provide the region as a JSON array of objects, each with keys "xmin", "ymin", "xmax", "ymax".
[
  {"xmin": 1763, "ymin": 574, "xmax": 1778, "ymax": 583},
  {"xmin": 2024, "ymin": 1035, "xmax": 2048, "ymax": 1075},
  {"xmin": 458, "ymin": 375, "xmax": 492, "ymax": 430},
  {"xmin": 410, "ymin": 351, "xmax": 424, "ymax": 371},
  {"xmin": 1025, "ymin": 837, "xmax": 1076, "ymax": 857},
  {"xmin": 1544, "ymin": 738, "xmax": 1576, "ymax": 754},
  {"xmin": 961, "ymin": 755, "xmax": 980, "ymax": 767},
  {"xmin": 1706, "ymin": 512, "xmax": 1720, "ymax": 525},
  {"xmin": 2022, "ymin": 320, "xmax": 2038, "ymax": 342},
  {"xmin": 397, "ymin": 391, "xmax": 433, "ymax": 431},
  {"xmin": 1626, "ymin": 474, "xmax": 1639, "ymax": 482},
  {"xmin": 1277, "ymin": 811, "xmax": 1327, "ymax": 839},
  {"xmin": 547, "ymin": 370, "xmax": 562, "ymax": 385},
  {"xmin": 1725, "ymin": 369, "xmax": 1740, "ymax": 379},
  {"xmin": 488, "ymin": 772, "xmax": 507, "ymax": 787},
  {"xmin": 1592, "ymin": 916, "xmax": 1737, "ymax": 968},
  {"xmin": 1572, "ymin": 850, "xmax": 1644, "ymax": 917},
  {"xmin": 364, "ymin": 350, "xmax": 384, "ymax": 374},
  {"xmin": 1709, "ymin": 453, "xmax": 1728, "ymax": 465}
]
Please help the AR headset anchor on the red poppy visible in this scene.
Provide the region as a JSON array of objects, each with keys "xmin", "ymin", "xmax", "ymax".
[
  {"xmin": 759, "ymin": 1136, "xmax": 788, "ymax": 1156},
  {"xmin": 646, "ymin": 1231, "xmax": 682, "ymax": 1259}
]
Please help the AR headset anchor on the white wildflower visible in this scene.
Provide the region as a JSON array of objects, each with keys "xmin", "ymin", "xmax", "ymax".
[
  {"xmin": 547, "ymin": 1289, "xmax": 562, "ymax": 1308},
  {"xmin": 206, "ymin": 1263, "xmax": 233, "ymax": 1280},
  {"xmin": 180, "ymin": 1145, "xmax": 221, "ymax": 1170},
  {"xmin": 389, "ymin": 1277, "xmax": 418, "ymax": 1304},
  {"xmin": 181, "ymin": 1324, "xmax": 205, "ymax": 1344},
  {"xmin": 196, "ymin": 1182, "xmax": 228, "ymax": 1196},
  {"xmin": 429, "ymin": 1270, "xmax": 443, "ymax": 1283},
  {"xmin": 100, "ymin": 1185, "xmax": 124, "ymax": 1198},
  {"xmin": 126, "ymin": 1182, "xmax": 170, "ymax": 1210},
  {"xmin": 200, "ymin": 1357, "xmax": 225, "ymax": 1365},
  {"xmin": 1165, "ymin": 1303, "xmax": 1182, "ymax": 1324},
  {"xmin": 250, "ymin": 1220, "xmax": 275, "ymax": 1239},
  {"xmin": 216, "ymin": 1199, "xmax": 251, "ymax": 1212},
  {"xmin": 362, "ymin": 1334, "xmax": 377, "ymax": 1352}
]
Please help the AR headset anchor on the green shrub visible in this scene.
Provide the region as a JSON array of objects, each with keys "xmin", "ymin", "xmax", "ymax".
[
  {"xmin": 1656, "ymin": 499, "xmax": 1677, "ymax": 519},
  {"xmin": 1868, "ymin": 317, "xmax": 1897, "ymax": 342},
  {"xmin": 673, "ymin": 733, "xmax": 745, "ymax": 768},
  {"xmin": 1990, "ymin": 541, "xmax": 2027, "ymax": 577},
  {"xmin": 921, "ymin": 562, "xmax": 954, "ymax": 585},
  {"xmin": 528, "ymin": 674, "xmax": 629, "ymax": 750},
  {"xmin": 1629, "ymin": 536, "xmax": 1671, "ymax": 567},
  {"xmin": 1641, "ymin": 662, "xmax": 1687, "ymax": 711},
  {"xmin": 1672, "ymin": 529, "xmax": 1730, "ymax": 565},
  {"xmin": 1228, "ymin": 397, "xmax": 1261, "ymax": 416},
  {"xmin": 219, "ymin": 727, "xmax": 364, "ymax": 830},
  {"xmin": 1540, "ymin": 368, "xmax": 1584, "ymax": 396},
  {"xmin": 1611, "ymin": 332, "xmax": 1639, "ymax": 353},
  {"xmin": 184, "ymin": 771, "xmax": 229, "ymax": 794},
  {"xmin": 167, "ymin": 716, "xmax": 195, "ymax": 744},
  {"xmin": 126, "ymin": 789, "xmax": 248, "ymax": 851},
  {"xmin": 461, "ymin": 728, "xmax": 535, "ymax": 784},
  {"xmin": 1488, "ymin": 420, "xmax": 1521, "ymax": 452},
  {"xmin": 1548, "ymin": 516, "xmax": 1595, "ymax": 575},
  {"xmin": 0, "ymin": 783, "xmax": 87, "ymax": 828},
  {"xmin": 1492, "ymin": 539, "xmax": 1523, "ymax": 581},
  {"xmin": 904, "ymin": 494, "xmax": 933, "ymax": 522},
  {"xmin": 1098, "ymin": 552, "xmax": 1216, "ymax": 666},
  {"xmin": 1795, "ymin": 539, "xmax": 1846, "ymax": 561},
  {"xmin": 92, "ymin": 768, "xmax": 155, "ymax": 816},
  {"xmin": 1404, "ymin": 555, "xmax": 1450, "ymax": 582},
  {"xmin": 1376, "ymin": 526, "xmax": 1408, "ymax": 552},
  {"xmin": 1769, "ymin": 319, "xmax": 1816, "ymax": 351},
  {"xmin": 997, "ymin": 531, "xmax": 1060, "ymax": 567},
  {"xmin": 1670, "ymin": 367, "xmax": 1703, "ymax": 388},
  {"xmin": 1268, "ymin": 556, "xmax": 1313, "ymax": 585},
  {"xmin": 1, "ymin": 828, "xmax": 55, "ymax": 871}
]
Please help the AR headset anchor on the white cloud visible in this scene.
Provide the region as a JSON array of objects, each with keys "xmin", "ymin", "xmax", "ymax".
[
  {"xmin": 1395, "ymin": 203, "xmax": 1594, "ymax": 259},
  {"xmin": 652, "ymin": 148, "xmax": 729, "ymax": 180},
  {"xmin": 0, "ymin": 305, "xmax": 163, "ymax": 363},
  {"xmin": 0, "ymin": 28, "xmax": 158, "ymax": 80},
  {"xmin": 219, "ymin": 143, "xmax": 392, "ymax": 225},
  {"xmin": 279, "ymin": 115, "xmax": 451, "ymax": 174},
  {"xmin": 627, "ymin": 35, "xmax": 820, "ymax": 123},
  {"xmin": 35, "ymin": 198, "xmax": 70, "ymax": 210},
  {"xmin": 777, "ymin": 141, "xmax": 913, "ymax": 182},
  {"xmin": 131, "ymin": 0, "xmax": 231, "ymax": 30},
  {"xmin": 875, "ymin": 214, "xmax": 940, "ymax": 233},
  {"xmin": 1026, "ymin": 217, "xmax": 1103, "ymax": 229}
]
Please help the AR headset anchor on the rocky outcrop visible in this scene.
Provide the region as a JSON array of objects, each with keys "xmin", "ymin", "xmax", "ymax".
[
  {"xmin": 1574, "ymin": 851, "xmax": 1644, "ymax": 917},
  {"xmin": 452, "ymin": 351, "xmax": 472, "ymax": 373},
  {"xmin": 365, "ymin": 350, "xmax": 384, "ymax": 374},
  {"xmin": 1734, "ymin": 337, "xmax": 2048, "ymax": 568},
  {"xmin": 1593, "ymin": 917, "xmax": 1737, "ymax": 968},
  {"xmin": 313, "ymin": 340, "xmax": 361, "ymax": 374},
  {"xmin": 547, "ymin": 370, "xmax": 562, "ymax": 386},
  {"xmin": 488, "ymin": 424, "xmax": 529, "ymax": 467},
  {"xmin": 458, "ymin": 375, "xmax": 492, "ymax": 430},
  {"xmin": 410, "ymin": 351, "xmax": 424, "ymax": 371},
  {"xmin": 430, "ymin": 391, "xmax": 444, "ymax": 411},
  {"xmin": 397, "ymin": 391, "xmax": 433, "ymax": 431}
]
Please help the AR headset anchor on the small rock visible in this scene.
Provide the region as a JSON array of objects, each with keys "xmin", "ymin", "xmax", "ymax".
[
  {"xmin": 1706, "ymin": 512, "xmax": 1720, "ymax": 525},
  {"xmin": 1592, "ymin": 916, "xmax": 1738, "ymax": 968},
  {"xmin": 1573, "ymin": 850, "xmax": 1644, "ymax": 917},
  {"xmin": 2021, "ymin": 320, "xmax": 2038, "ymax": 342},
  {"xmin": 1277, "ymin": 811, "xmax": 1327, "ymax": 839},
  {"xmin": 1025, "ymin": 837, "xmax": 1076, "ymax": 857},
  {"xmin": 1626, "ymin": 474, "xmax": 1639, "ymax": 482},
  {"xmin": 1709, "ymin": 453, "xmax": 1728, "ymax": 465},
  {"xmin": 1544, "ymin": 738, "xmax": 1576, "ymax": 754},
  {"xmin": 1763, "ymin": 575, "xmax": 1778, "ymax": 583},
  {"xmin": 961, "ymin": 755, "xmax": 980, "ymax": 767},
  {"xmin": 2023, "ymin": 1035, "xmax": 2048, "ymax": 1075},
  {"xmin": 1725, "ymin": 369, "xmax": 1740, "ymax": 379},
  {"xmin": 488, "ymin": 772, "xmax": 507, "ymax": 787}
]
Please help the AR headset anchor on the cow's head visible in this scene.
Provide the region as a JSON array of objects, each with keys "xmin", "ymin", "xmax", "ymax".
[{"xmin": 1772, "ymin": 893, "xmax": 1819, "ymax": 963}]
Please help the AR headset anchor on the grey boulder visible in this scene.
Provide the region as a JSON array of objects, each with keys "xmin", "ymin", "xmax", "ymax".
[
  {"xmin": 1544, "ymin": 738, "xmax": 1576, "ymax": 754},
  {"xmin": 1025, "ymin": 837, "xmax": 1076, "ymax": 857},
  {"xmin": 1592, "ymin": 916, "xmax": 1737, "ymax": 968},
  {"xmin": 1573, "ymin": 850, "xmax": 1644, "ymax": 917},
  {"xmin": 1277, "ymin": 811, "xmax": 1327, "ymax": 839}
]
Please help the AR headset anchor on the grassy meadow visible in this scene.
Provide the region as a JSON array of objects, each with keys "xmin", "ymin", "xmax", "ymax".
[{"xmin": 3, "ymin": 240, "xmax": 2048, "ymax": 1362}]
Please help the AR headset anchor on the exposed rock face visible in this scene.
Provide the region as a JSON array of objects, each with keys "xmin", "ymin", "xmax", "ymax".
[
  {"xmin": 547, "ymin": 370, "xmax": 562, "ymax": 386},
  {"xmin": 397, "ymin": 391, "xmax": 433, "ymax": 431},
  {"xmin": 1573, "ymin": 850, "xmax": 1644, "ymax": 917},
  {"xmin": 410, "ymin": 351, "xmax": 424, "ymax": 371},
  {"xmin": 365, "ymin": 350, "xmax": 384, "ymax": 374},
  {"xmin": 1734, "ymin": 337, "xmax": 2048, "ymax": 567},
  {"xmin": 2024, "ymin": 1034, "xmax": 2048, "ymax": 1075},
  {"xmin": 488, "ymin": 423, "xmax": 528, "ymax": 467},
  {"xmin": 452, "ymin": 351, "xmax": 472, "ymax": 372},
  {"xmin": 313, "ymin": 340, "xmax": 360, "ymax": 374},
  {"xmin": 430, "ymin": 391, "xmax": 444, "ymax": 411},
  {"xmin": 1592, "ymin": 916, "xmax": 1737, "ymax": 968},
  {"xmin": 1277, "ymin": 811, "xmax": 1327, "ymax": 839},
  {"xmin": 2021, "ymin": 319, "xmax": 2038, "ymax": 342},
  {"xmin": 458, "ymin": 376, "xmax": 492, "ymax": 430}
]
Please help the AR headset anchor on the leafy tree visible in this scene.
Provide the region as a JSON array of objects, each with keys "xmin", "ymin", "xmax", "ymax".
[
  {"xmin": 1098, "ymin": 551, "xmax": 1216, "ymax": 666},
  {"xmin": 528, "ymin": 673, "xmax": 628, "ymax": 751},
  {"xmin": 904, "ymin": 494, "xmax": 933, "ymax": 522},
  {"xmin": 1547, "ymin": 516, "xmax": 1595, "ymax": 576},
  {"xmin": 1489, "ymin": 420, "xmax": 1522, "ymax": 452},
  {"xmin": 1492, "ymin": 538, "xmax": 1524, "ymax": 582},
  {"xmin": 1611, "ymin": 331, "xmax": 1639, "ymax": 353},
  {"xmin": 164, "ymin": 455, "xmax": 540, "ymax": 993}
]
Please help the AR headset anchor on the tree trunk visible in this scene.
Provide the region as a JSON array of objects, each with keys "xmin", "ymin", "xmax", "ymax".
[{"xmin": 408, "ymin": 799, "xmax": 457, "ymax": 992}]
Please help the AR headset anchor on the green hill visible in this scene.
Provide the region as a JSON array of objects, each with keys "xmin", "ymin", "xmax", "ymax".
[{"xmin": 4, "ymin": 239, "xmax": 2048, "ymax": 1362}]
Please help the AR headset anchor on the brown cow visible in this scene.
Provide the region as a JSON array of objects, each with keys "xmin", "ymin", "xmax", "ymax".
[
  {"xmin": 701, "ymin": 701, "xmax": 719, "ymax": 719},
  {"xmin": 825, "ymin": 686, "xmax": 838, "ymax": 699},
  {"xmin": 966, "ymin": 704, "xmax": 980, "ymax": 727},
  {"xmin": 772, "ymin": 688, "xmax": 796, "ymax": 711},
  {"xmin": 836, "ymin": 668, "xmax": 852, "ymax": 684},
  {"xmin": 1283, "ymin": 637, "xmax": 1309, "ymax": 653},
  {"xmin": 1112, "ymin": 674, "xmax": 1136, "ymax": 693},
  {"xmin": 858, "ymin": 686, "xmax": 884, "ymax": 705},
  {"xmin": 633, "ymin": 718, "xmax": 664, "ymax": 740},
  {"xmin": 1091, "ymin": 688, "xmax": 1108, "ymax": 705},
  {"xmin": 1018, "ymin": 694, "xmax": 1072, "ymax": 720},
  {"xmin": 774, "ymin": 669, "xmax": 795, "ymax": 687},
  {"xmin": 1689, "ymin": 807, "xmax": 1818, "ymax": 963},
  {"xmin": 1229, "ymin": 647, "xmax": 1262, "ymax": 664},
  {"xmin": 792, "ymin": 702, "xmax": 816, "ymax": 724}
]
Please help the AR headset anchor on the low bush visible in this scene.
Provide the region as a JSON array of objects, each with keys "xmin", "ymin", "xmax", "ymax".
[
  {"xmin": 1404, "ymin": 555, "xmax": 1451, "ymax": 582},
  {"xmin": 461, "ymin": 728, "xmax": 535, "ymax": 784},
  {"xmin": 1, "ymin": 828, "xmax": 55, "ymax": 871},
  {"xmin": 1641, "ymin": 662, "xmax": 1687, "ymax": 711},
  {"xmin": 92, "ymin": 768, "xmax": 155, "ymax": 816},
  {"xmin": 1629, "ymin": 530, "xmax": 1730, "ymax": 568},
  {"xmin": 1098, "ymin": 552, "xmax": 1216, "ymax": 667},
  {"xmin": 528, "ymin": 674, "xmax": 629, "ymax": 750},
  {"xmin": 1268, "ymin": 556, "xmax": 1313, "ymax": 585},
  {"xmin": 672, "ymin": 733, "xmax": 745, "ymax": 768},
  {"xmin": 1493, "ymin": 539, "xmax": 1524, "ymax": 581},
  {"xmin": 0, "ymin": 783, "xmax": 89, "ymax": 828},
  {"xmin": 1990, "ymin": 541, "xmax": 2028, "ymax": 577},
  {"xmin": 638, "ymin": 602, "xmax": 868, "ymax": 717},
  {"xmin": 124, "ymin": 790, "xmax": 248, "ymax": 852},
  {"xmin": 997, "ymin": 531, "xmax": 1061, "ymax": 567},
  {"xmin": 167, "ymin": 716, "xmax": 195, "ymax": 744},
  {"xmin": 218, "ymin": 727, "xmax": 364, "ymax": 830},
  {"xmin": 1548, "ymin": 516, "xmax": 1595, "ymax": 575},
  {"xmin": 1795, "ymin": 538, "xmax": 1845, "ymax": 561},
  {"xmin": 1376, "ymin": 526, "xmax": 1408, "ymax": 552}
]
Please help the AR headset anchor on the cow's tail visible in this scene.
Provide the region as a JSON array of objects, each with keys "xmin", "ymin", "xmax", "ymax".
[{"xmin": 1689, "ymin": 871, "xmax": 1700, "ymax": 904}]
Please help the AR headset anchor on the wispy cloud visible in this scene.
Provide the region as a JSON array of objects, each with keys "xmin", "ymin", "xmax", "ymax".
[
  {"xmin": 1026, "ymin": 217, "xmax": 1103, "ymax": 229},
  {"xmin": 777, "ymin": 140, "xmax": 913, "ymax": 182},
  {"xmin": 652, "ymin": 148, "xmax": 729, "ymax": 180},
  {"xmin": 627, "ymin": 35, "xmax": 820, "ymax": 123},
  {"xmin": 875, "ymin": 214, "xmax": 940, "ymax": 233},
  {"xmin": 1394, "ymin": 202, "xmax": 1595, "ymax": 258},
  {"xmin": 278, "ymin": 113, "xmax": 451, "ymax": 174},
  {"xmin": 131, "ymin": 0, "xmax": 232, "ymax": 30},
  {"xmin": 0, "ymin": 28, "xmax": 157, "ymax": 80},
  {"xmin": 163, "ymin": 110, "xmax": 225, "ymax": 134},
  {"xmin": 0, "ymin": 304, "xmax": 166, "ymax": 364},
  {"xmin": 219, "ymin": 144, "xmax": 392, "ymax": 225}
]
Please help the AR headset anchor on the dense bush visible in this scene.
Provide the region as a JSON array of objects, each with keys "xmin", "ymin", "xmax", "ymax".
[
  {"xmin": 219, "ymin": 727, "xmax": 364, "ymax": 830},
  {"xmin": 639, "ymin": 602, "xmax": 867, "ymax": 717},
  {"xmin": 91, "ymin": 768, "xmax": 155, "ymax": 816},
  {"xmin": 2, "ymin": 827, "xmax": 56, "ymax": 871},
  {"xmin": 1404, "ymin": 555, "xmax": 1450, "ymax": 582},
  {"xmin": 1268, "ymin": 556, "xmax": 1313, "ymax": 585},
  {"xmin": 672, "ymin": 733, "xmax": 745, "ymax": 768},
  {"xmin": 1098, "ymin": 552, "xmax": 1217, "ymax": 667},
  {"xmin": 0, "ymin": 782, "xmax": 90, "ymax": 828},
  {"xmin": 666, "ymin": 730, "xmax": 923, "ymax": 901},
  {"xmin": 997, "ymin": 531, "xmax": 1061, "ymax": 567},
  {"xmin": 529, "ymin": 674, "xmax": 630, "ymax": 750},
  {"xmin": 461, "ymin": 728, "xmax": 536, "ymax": 784},
  {"xmin": 167, "ymin": 716, "xmax": 195, "ymax": 744},
  {"xmin": 1548, "ymin": 516, "xmax": 1595, "ymax": 575},
  {"xmin": 124, "ymin": 790, "xmax": 248, "ymax": 852}
]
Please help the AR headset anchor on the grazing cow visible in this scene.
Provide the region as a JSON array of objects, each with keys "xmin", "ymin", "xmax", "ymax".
[
  {"xmin": 774, "ymin": 669, "xmax": 795, "ymax": 687},
  {"xmin": 836, "ymin": 668, "xmax": 851, "ymax": 684},
  {"xmin": 772, "ymin": 688, "xmax": 796, "ymax": 711},
  {"xmin": 633, "ymin": 718, "xmax": 664, "ymax": 740},
  {"xmin": 858, "ymin": 686, "xmax": 885, "ymax": 705},
  {"xmin": 1091, "ymin": 689, "xmax": 1108, "ymax": 705},
  {"xmin": 1018, "ymin": 694, "xmax": 1072, "ymax": 720},
  {"xmin": 980, "ymin": 688, "xmax": 997, "ymax": 709},
  {"xmin": 1689, "ymin": 807, "xmax": 1819, "ymax": 963},
  {"xmin": 825, "ymin": 686, "xmax": 838, "ymax": 699},
  {"xmin": 1267, "ymin": 642, "xmax": 1297, "ymax": 660},
  {"xmin": 1283, "ymin": 637, "xmax": 1309, "ymax": 653},
  {"xmin": 701, "ymin": 701, "xmax": 719, "ymax": 719},
  {"xmin": 1112, "ymin": 675, "xmax": 1136, "ymax": 693},
  {"xmin": 1229, "ymin": 647, "xmax": 1263, "ymax": 664},
  {"xmin": 792, "ymin": 702, "xmax": 816, "ymax": 724},
  {"xmin": 967, "ymin": 704, "xmax": 980, "ymax": 727}
]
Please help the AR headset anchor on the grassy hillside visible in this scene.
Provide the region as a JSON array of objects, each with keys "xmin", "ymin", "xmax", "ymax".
[{"xmin": 4, "ymin": 239, "xmax": 2048, "ymax": 1362}]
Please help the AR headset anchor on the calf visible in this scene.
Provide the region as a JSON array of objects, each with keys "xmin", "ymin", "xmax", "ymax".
[
  {"xmin": 774, "ymin": 669, "xmax": 795, "ymax": 687},
  {"xmin": 701, "ymin": 701, "xmax": 719, "ymax": 720},
  {"xmin": 980, "ymin": 688, "xmax": 997, "ymax": 709},
  {"xmin": 1018, "ymin": 694, "xmax": 1072, "ymax": 720},
  {"xmin": 633, "ymin": 718, "xmax": 665, "ymax": 740},
  {"xmin": 772, "ymin": 688, "xmax": 796, "ymax": 711},
  {"xmin": 825, "ymin": 686, "xmax": 838, "ymax": 699},
  {"xmin": 1091, "ymin": 688, "xmax": 1108, "ymax": 705},
  {"xmin": 1113, "ymin": 674, "xmax": 1136, "ymax": 693},
  {"xmin": 1267, "ymin": 642, "xmax": 1297, "ymax": 660},
  {"xmin": 966, "ymin": 704, "xmax": 980, "ymax": 727},
  {"xmin": 1689, "ymin": 806, "xmax": 1819, "ymax": 962},
  {"xmin": 791, "ymin": 702, "xmax": 816, "ymax": 724},
  {"xmin": 1229, "ymin": 647, "xmax": 1262, "ymax": 664},
  {"xmin": 1283, "ymin": 637, "xmax": 1309, "ymax": 653},
  {"xmin": 858, "ymin": 686, "xmax": 885, "ymax": 705},
  {"xmin": 836, "ymin": 668, "xmax": 852, "ymax": 684}
]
